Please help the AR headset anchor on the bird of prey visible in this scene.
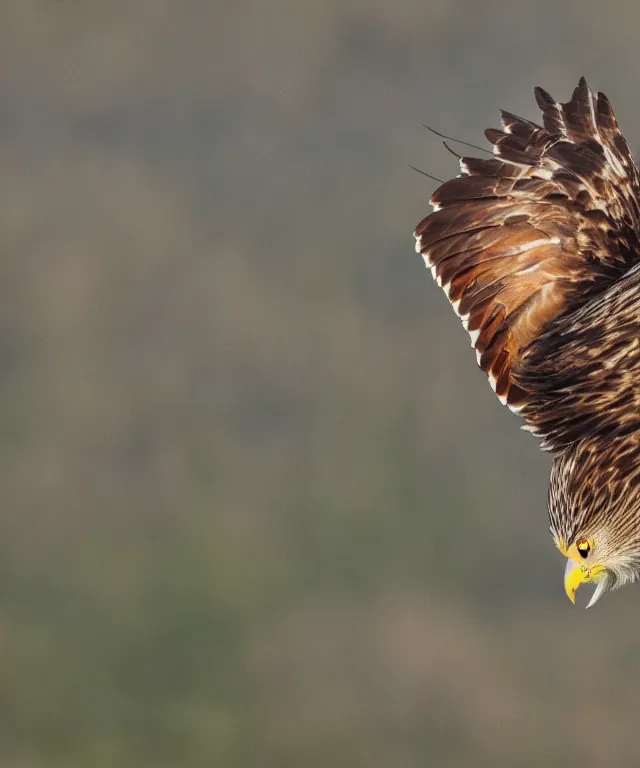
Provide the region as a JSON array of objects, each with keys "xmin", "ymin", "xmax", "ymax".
[{"xmin": 414, "ymin": 78, "xmax": 640, "ymax": 607}]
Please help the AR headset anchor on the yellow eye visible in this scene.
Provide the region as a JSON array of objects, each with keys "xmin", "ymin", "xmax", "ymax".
[{"xmin": 576, "ymin": 539, "xmax": 591, "ymax": 559}]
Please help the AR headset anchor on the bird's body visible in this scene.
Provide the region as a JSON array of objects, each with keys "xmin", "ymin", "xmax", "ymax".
[{"xmin": 414, "ymin": 78, "xmax": 640, "ymax": 606}]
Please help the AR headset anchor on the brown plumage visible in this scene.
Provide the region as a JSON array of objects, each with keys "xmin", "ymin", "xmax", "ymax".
[{"xmin": 414, "ymin": 78, "xmax": 640, "ymax": 605}]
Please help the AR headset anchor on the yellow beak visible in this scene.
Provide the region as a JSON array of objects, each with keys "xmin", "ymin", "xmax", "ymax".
[{"xmin": 564, "ymin": 558, "xmax": 606, "ymax": 604}]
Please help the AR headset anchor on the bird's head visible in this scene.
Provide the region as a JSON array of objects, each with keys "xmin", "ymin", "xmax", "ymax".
[{"xmin": 549, "ymin": 439, "xmax": 640, "ymax": 607}]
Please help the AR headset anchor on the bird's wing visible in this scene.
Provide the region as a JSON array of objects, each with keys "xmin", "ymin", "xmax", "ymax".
[
  {"xmin": 414, "ymin": 78, "xmax": 640, "ymax": 442},
  {"xmin": 514, "ymin": 263, "xmax": 640, "ymax": 452}
]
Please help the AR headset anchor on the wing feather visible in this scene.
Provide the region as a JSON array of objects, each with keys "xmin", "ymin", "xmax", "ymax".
[{"xmin": 414, "ymin": 78, "xmax": 640, "ymax": 440}]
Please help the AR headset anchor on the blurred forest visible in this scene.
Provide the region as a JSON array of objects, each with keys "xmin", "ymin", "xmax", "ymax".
[{"xmin": 4, "ymin": 1, "xmax": 640, "ymax": 766}]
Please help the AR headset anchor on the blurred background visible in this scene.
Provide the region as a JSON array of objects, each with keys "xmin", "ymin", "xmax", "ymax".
[{"xmin": 3, "ymin": 1, "xmax": 640, "ymax": 766}]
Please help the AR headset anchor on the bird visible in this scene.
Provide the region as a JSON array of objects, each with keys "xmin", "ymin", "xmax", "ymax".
[{"xmin": 413, "ymin": 78, "xmax": 640, "ymax": 607}]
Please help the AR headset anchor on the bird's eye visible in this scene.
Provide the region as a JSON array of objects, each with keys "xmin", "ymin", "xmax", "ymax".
[{"xmin": 576, "ymin": 539, "xmax": 591, "ymax": 559}]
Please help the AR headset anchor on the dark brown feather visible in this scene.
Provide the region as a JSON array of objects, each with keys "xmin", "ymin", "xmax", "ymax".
[{"xmin": 414, "ymin": 79, "xmax": 640, "ymax": 451}]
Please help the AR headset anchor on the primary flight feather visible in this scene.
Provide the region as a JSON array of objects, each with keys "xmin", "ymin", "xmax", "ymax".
[{"xmin": 414, "ymin": 78, "xmax": 640, "ymax": 606}]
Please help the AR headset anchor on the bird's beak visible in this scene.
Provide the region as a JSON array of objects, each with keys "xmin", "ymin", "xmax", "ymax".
[{"xmin": 564, "ymin": 558, "xmax": 607, "ymax": 606}]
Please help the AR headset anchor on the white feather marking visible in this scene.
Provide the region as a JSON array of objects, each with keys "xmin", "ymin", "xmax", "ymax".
[
  {"xmin": 553, "ymin": 102, "xmax": 567, "ymax": 137},
  {"xmin": 513, "ymin": 236, "xmax": 560, "ymax": 260},
  {"xmin": 603, "ymin": 144, "xmax": 626, "ymax": 177},
  {"xmin": 468, "ymin": 327, "xmax": 481, "ymax": 346},
  {"xmin": 430, "ymin": 203, "xmax": 441, "ymax": 212},
  {"xmin": 422, "ymin": 251, "xmax": 436, "ymax": 268},
  {"xmin": 531, "ymin": 166, "xmax": 553, "ymax": 180},
  {"xmin": 587, "ymin": 85, "xmax": 598, "ymax": 138},
  {"xmin": 492, "ymin": 145, "xmax": 533, "ymax": 168},
  {"xmin": 497, "ymin": 153, "xmax": 538, "ymax": 170},
  {"xmin": 485, "ymin": 371, "xmax": 507, "ymax": 404}
]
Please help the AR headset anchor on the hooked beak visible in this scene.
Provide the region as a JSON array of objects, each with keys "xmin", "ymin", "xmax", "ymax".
[{"xmin": 564, "ymin": 558, "xmax": 607, "ymax": 607}]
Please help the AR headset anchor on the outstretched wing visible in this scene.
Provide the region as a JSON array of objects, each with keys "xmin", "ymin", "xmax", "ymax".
[{"xmin": 414, "ymin": 78, "xmax": 640, "ymax": 425}]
